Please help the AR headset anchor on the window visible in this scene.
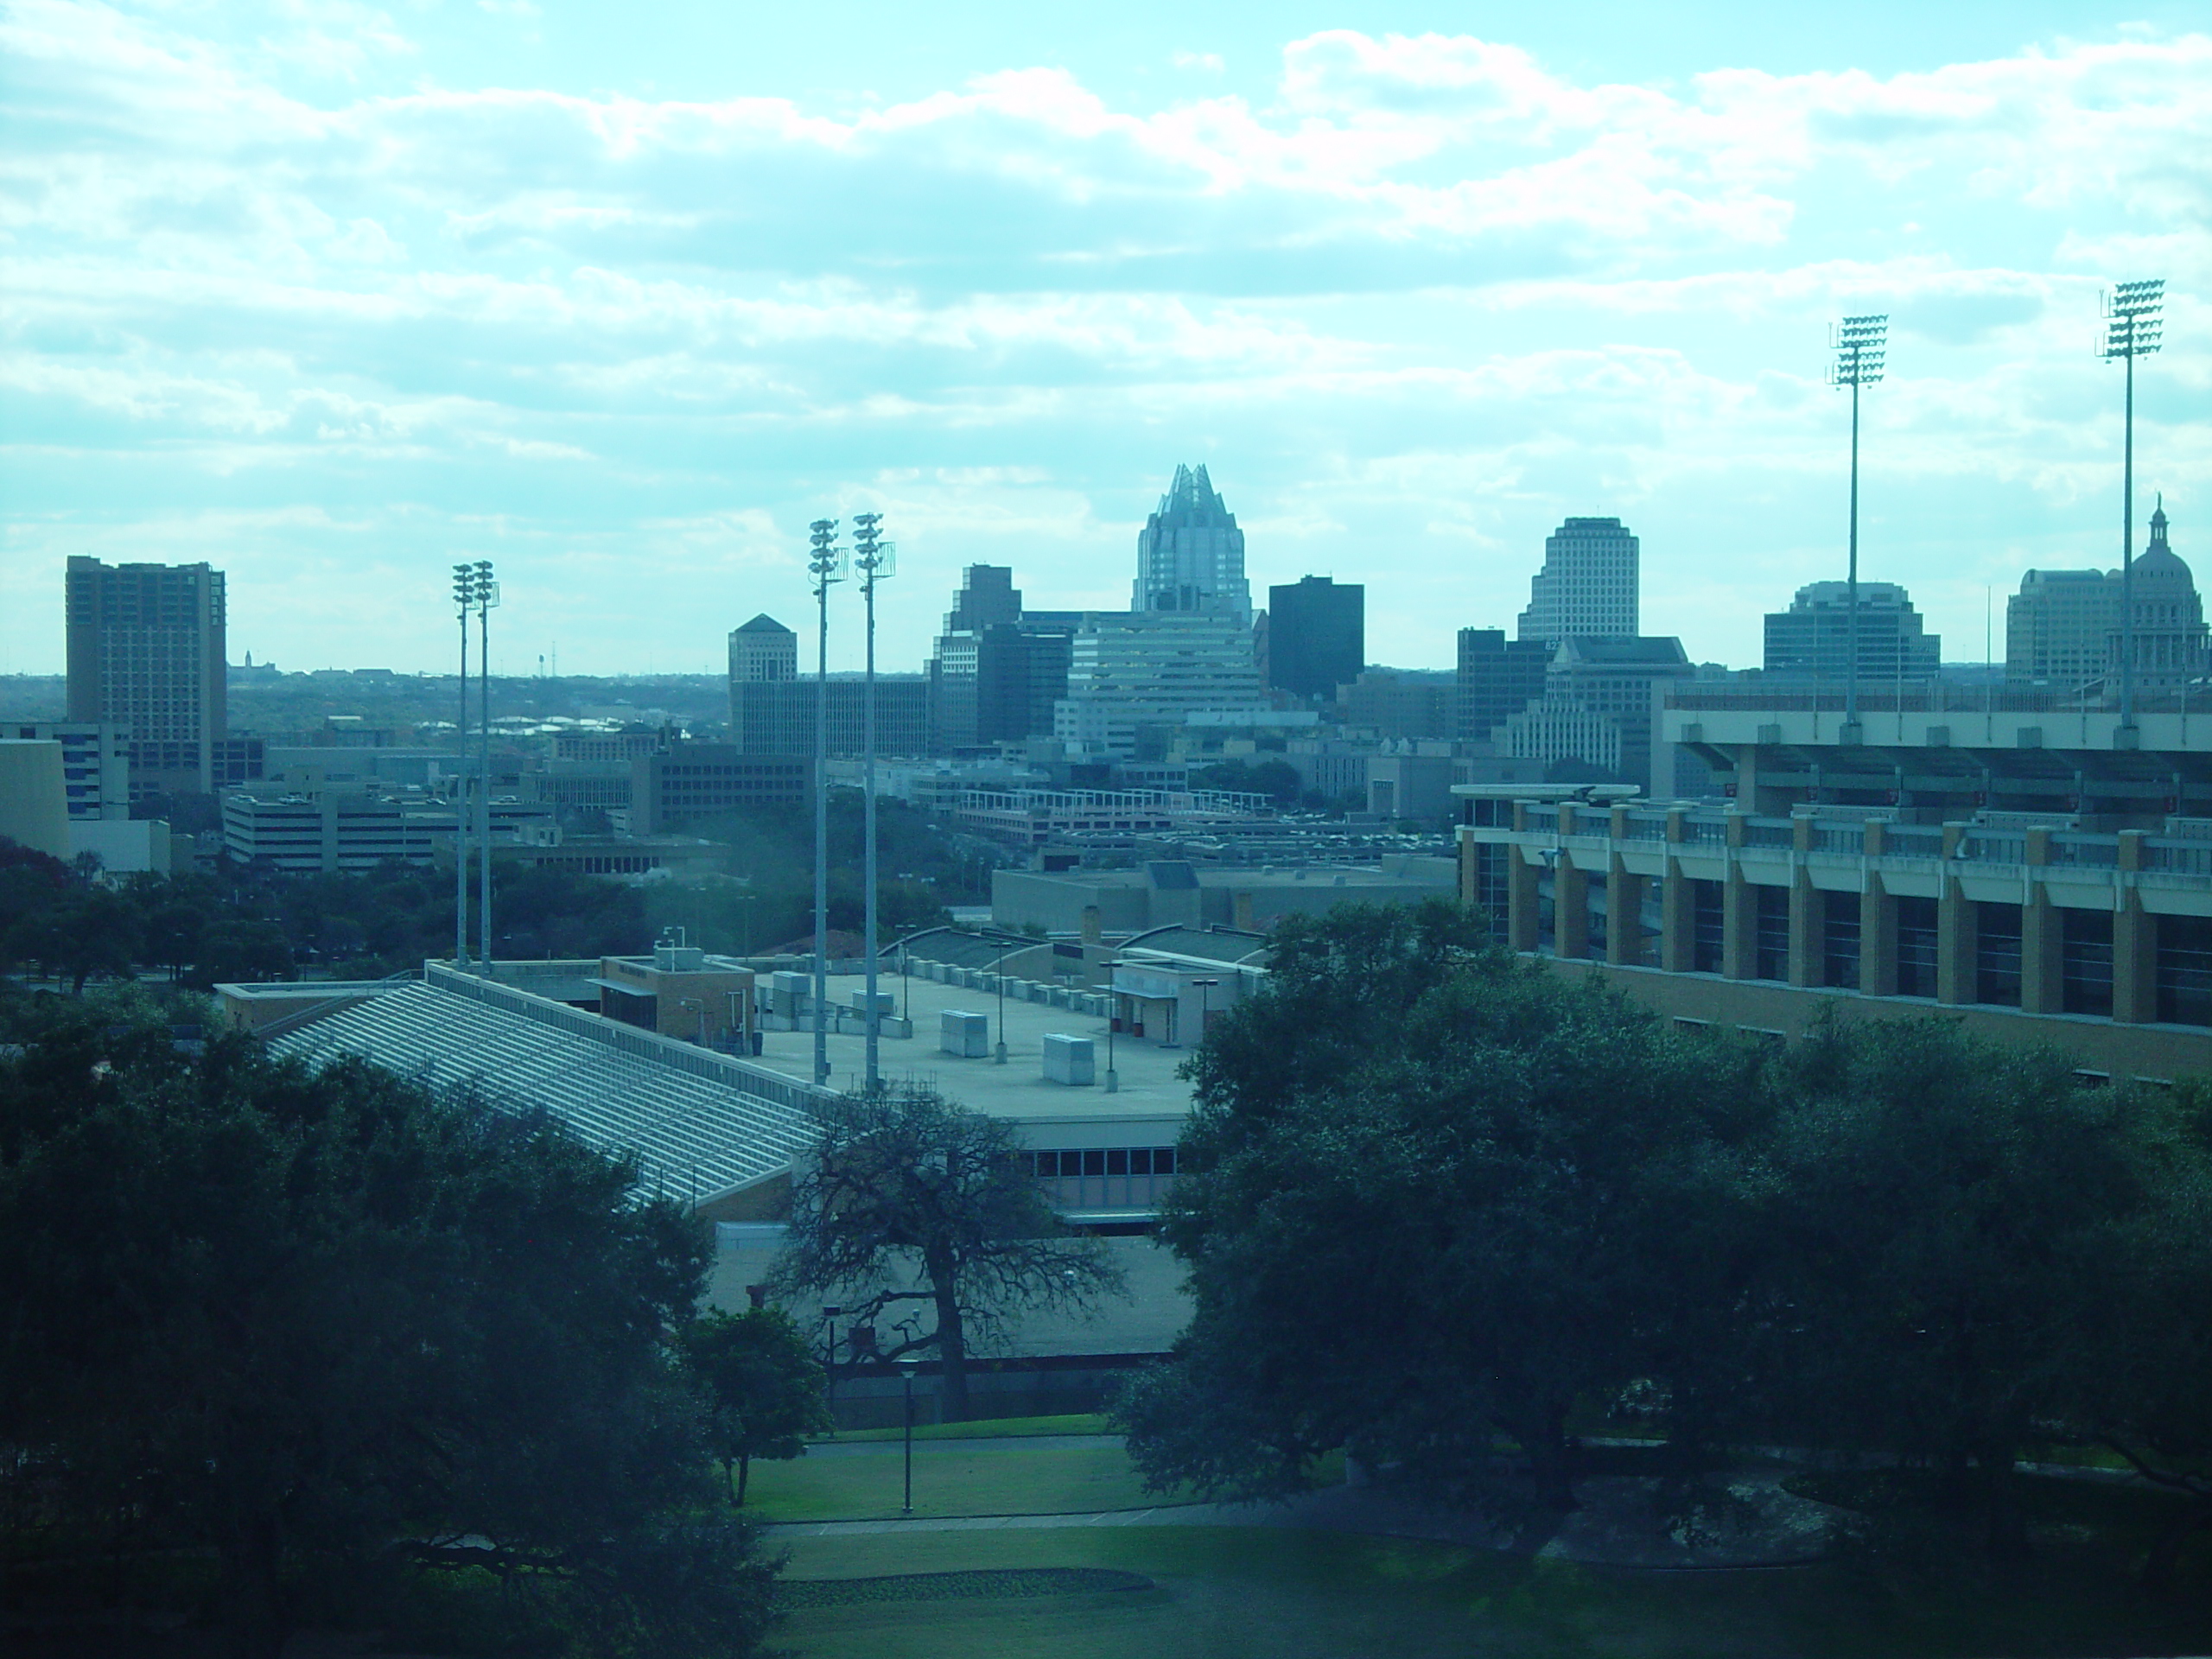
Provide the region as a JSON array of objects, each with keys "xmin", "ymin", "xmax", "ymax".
[
  {"xmin": 1822, "ymin": 889, "xmax": 1861, "ymax": 989},
  {"xmin": 1690, "ymin": 879, "xmax": 1724, "ymax": 973},
  {"xmin": 2061, "ymin": 908, "xmax": 2113, "ymax": 1017},
  {"xmin": 1895, "ymin": 896, "xmax": 1939, "ymax": 998},
  {"xmin": 1753, "ymin": 885, "xmax": 1789, "ymax": 982},
  {"xmin": 2156, "ymin": 913, "xmax": 2212, "ymax": 1027},
  {"xmin": 1974, "ymin": 902, "xmax": 2023, "ymax": 1007}
]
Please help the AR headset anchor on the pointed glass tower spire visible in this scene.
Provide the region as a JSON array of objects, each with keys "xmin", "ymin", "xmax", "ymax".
[{"xmin": 1133, "ymin": 463, "xmax": 1251, "ymax": 621}]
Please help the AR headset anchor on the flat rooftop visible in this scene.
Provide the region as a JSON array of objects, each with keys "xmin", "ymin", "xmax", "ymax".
[{"xmin": 750, "ymin": 970, "xmax": 1196, "ymax": 1126}]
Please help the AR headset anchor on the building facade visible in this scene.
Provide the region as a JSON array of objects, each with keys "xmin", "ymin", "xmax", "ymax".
[
  {"xmin": 1133, "ymin": 464, "xmax": 1252, "ymax": 623},
  {"xmin": 1053, "ymin": 613, "xmax": 1268, "ymax": 760},
  {"xmin": 5, "ymin": 721, "xmax": 130, "ymax": 819},
  {"xmin": 1266, "ymin": 575, "xmax": 1363, "ymax": 701},
  {"xmin": 1516, "ymin": 518, "xmax": 1638, "ymax": 645},
  {"xmin": 2110, "ymin": 504, "xmax": 2206, "ymax": 692},
  {"xmin": 1764, "ymin": 581, "xmax": 1941, "ymax": 683},
  {"xmin": 65, "ymin": 556, "xmax": 227, "ymax": 798},
  {"xmin": 628, "ymin": 744, "xmax": 808, "ymax": 832},
  {"xmin": 728, "ymin": 677, "xmax": 931, "ymax": 760},
  {"xmin": 1502, "ymin": 637, "xmax": 1691, "ymax": 794},
  {"xmin": 2007, "ymin": 569, "xmax": 2119, "ymax": 690},
  {"xmin": 728, "ymin": 614, "xmax": 798, "ymax": 685},
  {"xmin": 1334, "ymin": 668, "xmax": 1457, "ymax": 741},
  {"xmin": 928, "ymin": 567, "xmax": 1077, "ymax": 752},
  {"xmin": 1458, "ymin": 791, "xmax": 2212, "ymax": 1081},
  {"xmin": 1456, "ymin": 627, "xmax": 1554, "ymax": 742}
]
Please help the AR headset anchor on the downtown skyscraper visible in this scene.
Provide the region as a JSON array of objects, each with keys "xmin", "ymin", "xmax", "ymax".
[{"xmin": 1516, "ymin": 517, "xmax": 1639, "ymax": 645}]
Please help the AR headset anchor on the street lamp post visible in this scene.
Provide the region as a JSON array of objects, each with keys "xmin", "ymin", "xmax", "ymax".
[
  {"xmin": 1191, "ymin": 976, "xmax": 1220, "ymax": 1046},
  {"xmin": 807, "ymin": 520, "xmax": 846, "ymax": 1086},
  {"xmin": 451, "ymin": 564, "xmax": 474, "ymax": 968},
  {"xmin": 853, "ymin": 513, "xmax": 893, "ymax": 1093},
  {"xmin": 1104, "ymin": 962, "xmax": 1120, "ymax": 1094},
  {"xmin": 994, "ymin": 936, "xmax": 1010, "ymax": 1065},
  {"xmin": 1828, "ymin": 315, "xmax": 1886, "ymax": 735},
  {"xmin": 820, "ymin": 1304, "xmax": 842, "ymax": 1433},
  {"xmin": 897, "ymin": 1353, "xmax": 923, "ymax": 1514},
  {"xmin": 2103, "ymin": 279, "xmax": 2165, "ymax": 732}
]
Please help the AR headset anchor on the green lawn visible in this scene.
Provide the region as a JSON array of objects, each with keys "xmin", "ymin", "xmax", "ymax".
[
  {"xmin": 774, "ymin": 1523, "xmax": 2212, "ymax": 1659},
  {"xmin": 744, "ymin": 1442, "xmax": 1195, "ymax": 1522}
]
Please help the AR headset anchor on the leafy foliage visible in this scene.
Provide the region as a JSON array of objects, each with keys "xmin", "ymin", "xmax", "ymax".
[
  {"xmin": 682, "ymin": 1307, "xmax": 834, "ymax": 1505},
  {"xmin": 0, "ymin": 995, "xmax": 782, "ymax": 1659}
]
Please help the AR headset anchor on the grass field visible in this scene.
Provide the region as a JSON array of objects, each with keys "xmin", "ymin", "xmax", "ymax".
[{"xmin": 774, "ymin": 1523, "xmax": 2212, "ymax": 1659}]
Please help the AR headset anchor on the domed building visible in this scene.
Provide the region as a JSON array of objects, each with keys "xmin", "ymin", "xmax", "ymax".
[{"xmin": 2108, "ymin": 500, "xmax": 2206, "ymax": 690}]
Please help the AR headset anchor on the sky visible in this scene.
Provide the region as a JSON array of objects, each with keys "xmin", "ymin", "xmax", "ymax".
[{"xmin": 2, "ymin": 0, "xmax": 2208, "ymax": 679}]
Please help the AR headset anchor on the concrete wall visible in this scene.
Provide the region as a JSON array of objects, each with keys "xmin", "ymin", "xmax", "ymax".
[{"xmin": 0, "ymin": 741, "xmax": 71, "ymax": 861}]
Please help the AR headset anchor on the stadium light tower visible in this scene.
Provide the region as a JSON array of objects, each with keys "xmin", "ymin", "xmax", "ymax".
[
  {"xmin": 452, "ymin": 563, "xmax": 476, "ymax": 968},
  {"xmin": 1829, "ymin": 314, "xmax": 1887, "ymax": 732},
  {"xmin": 851, "ymin": 512, "xmax": 894, "ymax": 1094},
  {"xmin": 2103, "ymin": 278, "xmax": 2164, "ymax": 730},
  {"xmin": 807, "ymin": 519, "xmax": 847, "ymax": 1087},
  {"xmin": 474, "ymin": 561, "xmax": 499, "ymax": 972}
]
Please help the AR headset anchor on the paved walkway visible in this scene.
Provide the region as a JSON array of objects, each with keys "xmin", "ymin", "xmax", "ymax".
[{"xmin": 766, "ymin": 1474, "xmax": 1846, "ymax": 1569}]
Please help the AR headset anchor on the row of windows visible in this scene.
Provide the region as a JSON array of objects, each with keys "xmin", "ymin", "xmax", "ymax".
[{"xmin": 1022, "ymin": 1147, "xmax": 1178, "ymax": 1179}]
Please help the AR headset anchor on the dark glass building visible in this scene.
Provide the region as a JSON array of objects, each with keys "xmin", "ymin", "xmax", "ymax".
[
  {"xmin": 1267, "ymin": 575, "xmax": 1364, "ymax": 701},
  {"xmin": 1455, "ymin": 626, "xmax": 1554, "ymax": 743}
]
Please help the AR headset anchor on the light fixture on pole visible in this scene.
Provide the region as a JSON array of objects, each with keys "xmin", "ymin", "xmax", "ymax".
[
  {"xmin": 820, "ymin": 1303, "xmax": 842, "ymax": 1431},
  {"xmin": 1828, "ymin": 314, "xmax": 1886, "ymax": 736},
  {"xmin": 451, "ymin": 564, "xmax": 474, "ymax": 968},
  {"xmin": 994, "ymin": 935, "xmax": 1010, "ymax": 1065},
  {"xmin": 474, "ymin": 560, "xmax": 499, "ymax": 974},
  {"xmin": 1103, "ymin": 959, "xmax": 1120, "ymax": 1094},
  {"xmin": 1191, "ymin": 976, "xmax": 1220, "ymax": 1045},
  {"xmin": 2103, "ymin": 278, "xmax": 2164, "ymax": 732},
  {"xmin": 852, "ymin": 512, "xmax": 894, "ymax": 1094},
  {"xmin": 807, "ymin": 519, "xmax": 846, "ymax": 1087},
  {"xmin": 896, "ymin": 1351, "xmax": 923, "ymax": 1514}
]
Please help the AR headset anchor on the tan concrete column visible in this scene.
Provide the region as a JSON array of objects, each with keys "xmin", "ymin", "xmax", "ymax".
[
  {"xmin": 2019, "ymin": 828, "xmax": 2060, "ymax": 1014},
  {"xmin": 1606, "ymin": 860, "xmax": 1640, "ymax": 966},
  {"xmin": 1936, "ymin": 823, "xmax": 1972, "ymax": 1006},
  {"xmin": 1721, "ymin": 812, "xmax": 1754, "ymax": 980},
  {"xmin": 1787, "ymin": 814, "xmax": 1821, "ymax": 986},
  {"xmin": 1509, "ymin": 843, "xmax": 1541, "ymax": 954},
  {"xmin": 1657, "ymin": 810, "xmax": 1692, "ymax": 972},
  {"xmin": 1859, "ymin": 822, "xmax": 1895, "ymax": 996},
  {"xmin": 2113, "ymin": 831, "xmax": 2156, "ymax": 1024},
  {"xmin": 1556, "ymin": 855, "xmax": 1589, "ymax": 960}
]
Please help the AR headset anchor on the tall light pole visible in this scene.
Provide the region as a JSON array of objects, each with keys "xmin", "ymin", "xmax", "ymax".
[
  {"xmin": 452, "ymin": 564, "xmax": 474, "ymax": 968},
  {"xmin": 1829, "ymin": 315, "xmax": 1887, "ymax": 734},
  {"xmin": 807, "ymin": 519, "xmax": 845, "ymax": 1086},
  {"xmin": 2104, "ymin": 279, "xmax": 2164, "ymax": 731},
  {"xmin": 853, "ymin": 512, "xmax": 893, "ymax": 1093},
  {"xmin": 475, "ymin": 560, "xmax": 499, "ymax": 974},
  {"xmin": 994, "ymin": 936, "xmax": 1010, "ymax": 1065}
]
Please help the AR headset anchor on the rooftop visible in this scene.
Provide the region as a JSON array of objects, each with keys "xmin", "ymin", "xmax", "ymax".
[{"xmin": 749, "ymin": 969, "xmax": 1199, "ymax": 1127}]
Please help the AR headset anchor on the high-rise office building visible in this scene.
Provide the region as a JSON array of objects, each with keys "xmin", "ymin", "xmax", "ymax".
[
  {"xmin": 1516, "ymin": 517, "xmax": 1639, "ymax": 645},
  {"xmin": 1763, "ymin": 582, "xmax": 1941, "ymax": 683},
  {"xmin": 728, "ymin": 613, "xmax": 798, "ymax": 684},
  {"xmin": 2007, "ymin": 569, "xmax": 2120, "ymax": 689},
  {"xmin": 1134, "ymin": 464, "xmax": 1252, "ymax": 623},
  {"xmin": 65, "ymin": 556, "xmax": 226, "ymax": 798},
  {"xmin": 1500, "ymin": 637, "xmax": 1692, "ymax": 796},
  {"xmin": 1455, "ymin": 627, "xmax": 1554, "ymax": 743},
  {"xmin": 1267, "ymin": 575, "xmax": 1364, "ymax": 701},
  {"xmin": 928, "ymin": 566, "xmax": 1077, "ymax": 752},
  {"xmin": 1053, "ymin": 612, "xmax": 1268, "ymax": 759}
]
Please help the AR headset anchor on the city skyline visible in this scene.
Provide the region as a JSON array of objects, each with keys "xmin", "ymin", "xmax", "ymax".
[{"xmin": 2, "ymin": 3, "xmax": 2205, "ymax": 680}]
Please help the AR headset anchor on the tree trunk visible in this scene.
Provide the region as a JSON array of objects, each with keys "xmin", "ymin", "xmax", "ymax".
[
  {"xmin": 2142, "ymin": 1498, "xmax": 2212, "ymax": 1594},
  {"xmin": 933, "ymin": 1282, "xmax": 969, "ymax": 1423},
  {"xmin": 736, "ymin": 1453, "xmax": 751, "ymax": 1508}
]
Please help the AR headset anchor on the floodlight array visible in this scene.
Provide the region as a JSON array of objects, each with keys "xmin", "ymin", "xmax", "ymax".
[
  {"xmin": 1829, "ymin": 314, "xmax": 1888, "ymax": 388},
  {"xmin": 807, "ymin": 517, "xmax": 847, "ymax": 591},
  {"xmin": 2102, "ymin": 279, "xmax": 2164, "ymax": 360}
]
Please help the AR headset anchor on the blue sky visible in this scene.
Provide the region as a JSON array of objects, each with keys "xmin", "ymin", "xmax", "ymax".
[{"xmin": 3, "ymin": 1, "xmax": 2207, "ymax": 678}]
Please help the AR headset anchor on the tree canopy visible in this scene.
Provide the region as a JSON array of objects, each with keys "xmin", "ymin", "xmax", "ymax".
[
  {"xmin": 682, "ymin": 1307, "xmax": 834, "ymax": 1506},
  {"xmin": 772, "ymin": 1085, "xmax": 1126, "ymax": 1422},
  {"xmin": 0, "ymin": 993, "xmax": 781, "ymax": 1659},
  {"xmin": 1118, "ymin": 899, "xmax": 2212, "ymax": 1565}
]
